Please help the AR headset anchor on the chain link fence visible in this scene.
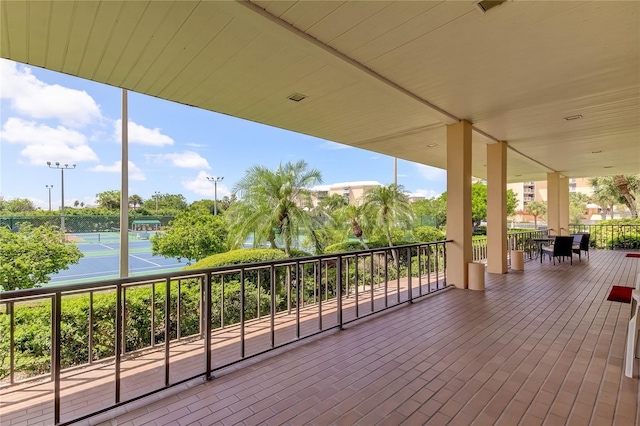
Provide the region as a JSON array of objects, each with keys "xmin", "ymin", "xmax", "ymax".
[{"xmin": 0, "ymin": 215, "xmax": 174, "ymax": 233}]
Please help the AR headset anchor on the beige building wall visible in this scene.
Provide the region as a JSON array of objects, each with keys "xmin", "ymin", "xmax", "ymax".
[
  {"xmin": 508, "ymin": 178, "xmax": 593, "ymax": 213},
  {"xmin": 310, "ymin": 181, "xmax": 383, "ymax": 206}
]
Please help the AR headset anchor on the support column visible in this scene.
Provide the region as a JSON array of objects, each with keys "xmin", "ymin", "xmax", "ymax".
[
  {"xmin": 547, "ymin": 173, "xmax": 559, "ymax": 235},
  {"xmin": 547, "ymin": 172, "xmax": 569, "ymax": 235},
  {"xmin": 559, "ymin": 176, "xmax": 570, "ymax": 235},
  {"xmin": 487, "ymin": 141, "xmax": 508, "ymax": 274},
  {"xmin": 446, "ymin": 120, "xmax": 473, "ymax": 288}
]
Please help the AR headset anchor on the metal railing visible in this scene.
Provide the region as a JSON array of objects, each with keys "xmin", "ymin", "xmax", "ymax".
[
  {"xmin": 471, "ymin": 230, "xmax": 550, "ymax": 264},
  {"xmin": 569, "ymin": 224, "xmax": 640, "ymax": 250},
  {"xmin": 509, "ymin": 229, "xmax": 551, "ymax": 260},
  {"xmin": 0, "ymin": 241, "xmax": 450, "ymax": 425}
]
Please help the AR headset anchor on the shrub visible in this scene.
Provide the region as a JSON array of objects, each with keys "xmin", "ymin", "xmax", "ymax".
[
  {"xmin": 608, "ymin": 235, "xmax": 640, "ymax": 250},
  {"xmin": 413, "ymin": 226, "xmax": 445, "ymax": 242},
  {"xmin": 324, "ymin": 242, "xmax": 375, "ymax": 254},
  {"xmin": 286, "ymin": 248, "xmax": 312, "ymax": 258},
  {"xmin": 473, "ymin": 225, "xmax": 487, "ymax": 236},
  {"xmin": 184, "ymin": 249, "xmax": 289, "ymax": 270}
]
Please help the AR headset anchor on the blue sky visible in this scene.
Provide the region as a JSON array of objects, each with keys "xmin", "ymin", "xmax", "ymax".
[{"xmin": 0, "ymin": 59, "xmax": 447, "ymax": 210}]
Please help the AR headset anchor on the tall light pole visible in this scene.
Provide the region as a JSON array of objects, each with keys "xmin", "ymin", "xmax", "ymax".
[
  {"xmin": 154, "ymin": 191, "xmax": 160, "ymax": 214},
  {"xmin": 45, "ymin": 185, "xmax": 53, "ymax": 211},
  {"xmin": 206, "ymin": 176, "xmax": 224, "ymax": 215},
  {"xmin": 47, "ymin": 162, "xmax": 76, "ymax": 232}
]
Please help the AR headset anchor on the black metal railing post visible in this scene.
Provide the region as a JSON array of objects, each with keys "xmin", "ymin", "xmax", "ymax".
[
  {"xmin": 240, "ymin": 268, "xmax": 245, "ymax": 359},
  {"xmin": 407, "ymin": 247, "xmax": 413, "ymax": 302},
  {"xmin": 204, "ymin": 273, "xmax": 212, "ymax": 381},
  {"xmin": 164, "ymin": 277, "xmax": 170, "ymax": 387},
  {"xmin": 354, "ymin": 254, "xmax": 359, "ymax": 318},
  {"xmin": 318, "ymin": 260, "xmax": 323, "ymax": 331},
  {"xmin": 8, "ymin": 301, "xmax": 15, "ymax": 385},
  {"xmin": 270, "ymin": 265, "xmax": 275, "ymax": 348},
  {"xmin": 337, "ymin": 255, "xmax": 343, "ymax": 330},
  {"xmin": 115, "ymin": 284, "xmax": 122, "ymax": 404},
  {"xmin": 53, "ymin": 293, "xmax": 61, "ymax": 425}
]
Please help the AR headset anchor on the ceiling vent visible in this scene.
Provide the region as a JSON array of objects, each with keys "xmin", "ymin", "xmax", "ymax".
[
  {"xmin": 476, "ymin": 1, "xmax": 507, "ymax": 13},
  {"xmin": 288, "ymin": 93, "xmax": 307, "ymax": 102},
  {"xmin": 564, "ymin": 114, "xmax": 583, "ymax": 121}
]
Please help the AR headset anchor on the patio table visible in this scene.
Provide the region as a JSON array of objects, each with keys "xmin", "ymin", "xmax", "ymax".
[{"xmin": 531, "ymin": 237, "xmax": 556, "ymax": 260}]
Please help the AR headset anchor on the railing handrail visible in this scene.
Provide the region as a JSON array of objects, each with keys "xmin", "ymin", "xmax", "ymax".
[{"xmin": 0, "ymin": 240, "xmax": 453, "ymax": 301}]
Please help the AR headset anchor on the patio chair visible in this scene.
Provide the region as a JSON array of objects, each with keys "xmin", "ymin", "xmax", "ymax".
[
  {"xmin": 572, "ymin": 232, "xmax": 590, "ymax": 260},
  {"xmin": 541, "ymin": 236, "xmax": 574, "ymax": 265}
]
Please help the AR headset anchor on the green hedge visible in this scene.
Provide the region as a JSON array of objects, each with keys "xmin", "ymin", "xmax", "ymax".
[
  {"xmin": 413, "ymin": 226, "xmax": 445, "ymax": 242},
  {"xmin": 185, "ymin": 248, "xmax": 297, "ymax": 270},
  {"xmin": 608, "ymin": 235, "xmax": 640, "ymax": 249}
]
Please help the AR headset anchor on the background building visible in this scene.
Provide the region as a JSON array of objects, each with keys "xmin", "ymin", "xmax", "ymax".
[{"xmin": 309, "ymin": 181, "xmax": 383, "ymax": 207}]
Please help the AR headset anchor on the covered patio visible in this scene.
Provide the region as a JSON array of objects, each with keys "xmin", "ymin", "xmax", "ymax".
[
  {"xmin": 2, "ymin": 249, "xmax": 639, "ymax": 425},
  {"xmin": 1, "ymin": 1, "xmax": 639, "ymax": 425},
  {"xmin": 95, "ymin": 250, "xmax": 638, "ymax": 426}
]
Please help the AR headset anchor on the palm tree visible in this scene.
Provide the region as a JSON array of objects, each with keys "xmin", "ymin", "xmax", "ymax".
[
  {"xmin": 361, "ymin": 184, "xmax": 413, "ymax": 262},
  {"xmin": 590, "ymin": 175, "xmax": 640, "ymax": 219},
  {"xmin": 590, "ymin": 177, "xmax": 618, "ymax": 220},
  {"xmin": 524, "ymin": 201, "xmax": 546, "ymax": 230},
  {"xmin": 227, "ymin": 161, "xmax": 322, "ymax": 256},
  {"xmin": 613, "ymin": 175, "xmax": 639, "ymax": 218},
  {"xmin": 318, "ymin": 194, "xmax": 348, "ymax": 213},
  {"xmin": 336, "ymin": 204, "xmax": 369, "ymax": 249},
  {"xmin": 129, "ymin": 194, "xmax": 143, "ymax": 211}
]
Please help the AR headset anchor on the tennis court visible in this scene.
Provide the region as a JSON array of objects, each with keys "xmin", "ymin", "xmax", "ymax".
[{"xmin": 48, "ymin": 232, "xmax": 186, "ymax": 285}]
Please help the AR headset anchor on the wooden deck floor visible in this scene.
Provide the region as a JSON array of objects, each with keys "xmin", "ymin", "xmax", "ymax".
[{"xmin": 3, "ymin": 250, "xmax": 640, "ymax": 425}]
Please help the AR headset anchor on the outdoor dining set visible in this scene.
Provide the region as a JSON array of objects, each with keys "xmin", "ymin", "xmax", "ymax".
[{"xmin": 535, "ymin": 233, "xmax": 590, "ymax": 265}]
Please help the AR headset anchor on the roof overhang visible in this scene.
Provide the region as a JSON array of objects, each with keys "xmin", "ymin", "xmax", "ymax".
[{"xmin": 1, "ymin": 0, "xmax": 638, "ymax": 182}]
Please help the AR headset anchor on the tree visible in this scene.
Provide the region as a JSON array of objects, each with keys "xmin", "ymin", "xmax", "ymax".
[
  {"xmin": 590, "ymin": 176, "xmax": 619, "ymax": 220},
  {"xmin": 335, "ymin": 204, "xmax": 369, "ymax": 249},
  {"xmin": 73, "ymin": 200, "xmax": 80, "ymax": 208},
  {"xmin": 361, "ymin": 184, "xmax": 413, "ymax": 250},
  {"xmin": 226, "ymin": 160, "xmax": 322, "ymax": 256},
  {"xmin": 569, "ymin": 192, "xmax": 588, "ymax": 224},
  {"xmin": 471, "ymin": 183, "xmax": 488, "ymax": 231},
  {"xmin": 129, "ymin": 194, "xmax": 143, "ymax": 211},
  {"xmin": 411, "ymin": 195, "xmax": 446, "ymax": 228},
  {"xmin": 318, "ymin": 194, "xmax": 348, "ymax": 213},
  {"xmin": 590, "ymin": 175, "xmax": 640, "ymax": 219},
  {"xmin": 95, "ymin": 190, "xmax": 120, "ymax": 210},
  {"xmin": 613, "ymin": 175, "xmax": 639, "ymax": 218},
  {"xmin": 150, "ymin": 207, "xmax": 228, "ymax": 263},
  {"xmin": 218, "ymin": 194, "xmax": 237, "ymax": 212},
  {"xmin": 525, "ymin": 201, "xmax": 547, "ymax": 230},
  {"xmin": 0, "ymin": 224, "xmax": 83, "ymax": 291},
  {"xmin": 506, "ymin": 189, "xmax": 518, "ymax": 216},
  {"xmin": 141, "ymin": 193, "xmax": 189, "ymax": 214},
  {"xmin": 0, "ymin": 197, "xmax": 36, "ymax": 213}
]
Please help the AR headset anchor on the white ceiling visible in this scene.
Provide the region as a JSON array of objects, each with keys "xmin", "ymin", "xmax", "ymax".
[{"xmin": 1, "ymin": 0, "xmax": 638, "ymax": 182}]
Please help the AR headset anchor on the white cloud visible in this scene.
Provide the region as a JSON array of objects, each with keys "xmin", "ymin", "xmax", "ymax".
[
  {"xmin": 0, "ymin": 117, "xmax": 99, "ymax": 164},
  {"xmin": 182, "ymin": 171, "xmax": 230, "ymax": 197},
  {"xmin": 89, "ymin": 161, "xmax": 146, "ymax": 181},
  {"xmin": 114, "ymin": 119, "xmax": 174, "ymax": 146},
  {"xmin": 416, "ymin": 164, "xmax": 446, "ymax": 181},
  {"xmin": 0, "ymin": 59, "xmax": 102, "ymax": 127},
  {"xmin": 158, "ymin": 151, "xmax": 210, "ymax": 169},
  {"xmin": 414, "ymin": 188, "xmax": 442, "ymax": 199}
]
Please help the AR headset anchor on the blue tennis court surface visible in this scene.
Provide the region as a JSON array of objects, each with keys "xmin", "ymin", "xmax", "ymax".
[{"xmin": 48, "ymin": 233, "xmax": 188, "ymax": 285}]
